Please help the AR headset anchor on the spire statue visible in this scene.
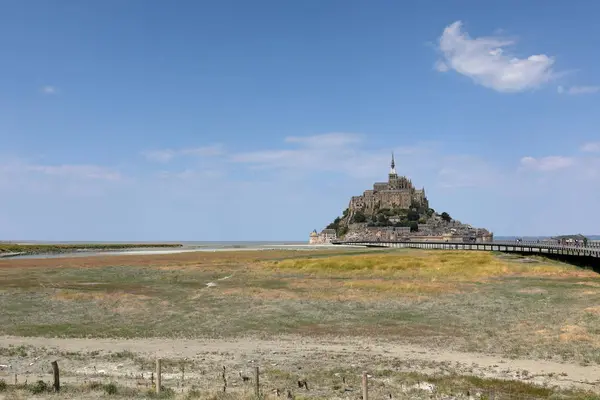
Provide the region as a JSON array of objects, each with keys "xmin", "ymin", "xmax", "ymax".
[{"xmin": 390, "ymin": 152, "xmax": 396, "ymax": 175}]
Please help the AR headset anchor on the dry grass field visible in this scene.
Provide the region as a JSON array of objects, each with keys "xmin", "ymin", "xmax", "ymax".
[{"xmin": 1, "ymin": 248, "xmax": 599, "ymax": 399}]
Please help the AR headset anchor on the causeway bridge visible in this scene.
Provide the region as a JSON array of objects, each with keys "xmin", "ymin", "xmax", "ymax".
[{"xmin": 332, "ymin": 240, "xmax": 600, "ymax": 260}]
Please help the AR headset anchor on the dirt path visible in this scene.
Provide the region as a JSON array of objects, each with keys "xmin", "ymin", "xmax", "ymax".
[{"xmin": 1, "ymin": 335, "xmax": 599, "ymax": 392}]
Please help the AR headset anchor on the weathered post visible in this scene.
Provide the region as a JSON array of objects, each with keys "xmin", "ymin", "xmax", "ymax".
[
  {"xmin": 254, "ymin": 366, "xmax": 260, "ymax": 397},
  {"xmin": 156, "ymin": 359, "xmax": 162, "ymax": 394},
  {"xmin": 51, "ymin": 361, "xmax": 60, "ymax": 392},
  {"xmin": 362, "ymin": 371, "xmax": 368, "ymax": 400}
]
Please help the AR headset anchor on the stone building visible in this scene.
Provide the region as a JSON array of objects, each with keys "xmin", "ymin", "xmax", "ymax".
[
  {"xmin": 348, "ymin": 153, "xmax": 428, "ymax": 214},
  {"xmin": 309, "ymin": 228, "xmax": 338, "ymax": 244}
]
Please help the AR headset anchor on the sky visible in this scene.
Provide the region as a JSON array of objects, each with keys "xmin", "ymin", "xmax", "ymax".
[{"xmin": 1, "ymin": 0, "xmax": 599, "ymax": 241}]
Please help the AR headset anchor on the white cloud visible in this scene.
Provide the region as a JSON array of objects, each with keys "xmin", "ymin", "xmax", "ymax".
[
  {"xmin": 41, "ymin": 86, "xmax": 57, "ymax": 95},
  {"xmin": 520, "ymin": 156, "xmax": 574, "ymax": 172},
  {"xmin": 581, "ymin": 142, "xmax": 600, "ymax": 153},
  {"xmin": 142, "ymin": 144, "xmax": 223, "ymax": 163},
  {"xmin": 558, "ymin": 85, "xmax": 600, "ymax": 95},
  {"xmin": 436, "ymin": 21, "xmax": 556, "ymax": 92}
]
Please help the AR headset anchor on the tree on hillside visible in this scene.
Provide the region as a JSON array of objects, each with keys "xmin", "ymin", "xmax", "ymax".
[
  {"xmin": 441, "ymin": 212, "xmax": 452, "ymax": 222},
  {"xmin": 326, "ymin": 217, "xmax": 341, "ymax": 230},
  {"xmin": 409, "ymin": 222, "xmax": 418, "ymax": 232},
  {"xmin": 352, "ymin": 211, "xmax": 366, "ymax": 223},
  {"xmin": 337, "ymin": 225, "xmax": 349, "ymax": 237},
  {"xmin": 407, "ymin": 210, "xmax": 420, "ymax": 221}
]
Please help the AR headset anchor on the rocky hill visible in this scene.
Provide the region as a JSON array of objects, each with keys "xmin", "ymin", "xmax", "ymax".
[{"xmin": 321, "ymin": 155, "xmax": 493, "ymax": 242}]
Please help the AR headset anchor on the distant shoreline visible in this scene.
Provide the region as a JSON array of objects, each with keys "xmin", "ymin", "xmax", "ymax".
[
  {"xmin": 0, "ymin": 243, "xmax": 183, "ymax": 258},
  {"xmin": 0, "ymin": 242, "xmax": 360, "ymax": 260}
]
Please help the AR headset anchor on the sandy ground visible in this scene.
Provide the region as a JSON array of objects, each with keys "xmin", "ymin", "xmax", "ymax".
[{"xmin": 1, "ymin": 336, "xmax": 599, "ymax": 394}]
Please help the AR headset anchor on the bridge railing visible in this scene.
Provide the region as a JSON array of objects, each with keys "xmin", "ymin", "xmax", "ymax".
[{"xmin": 335, "ymin": 240, "xmax": 600, "ymax": 255}]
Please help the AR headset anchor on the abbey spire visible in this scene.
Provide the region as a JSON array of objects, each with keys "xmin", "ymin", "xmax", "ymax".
[{"xmin": 390, "ymin": 152, "xmax": 397, "ymax": 175}]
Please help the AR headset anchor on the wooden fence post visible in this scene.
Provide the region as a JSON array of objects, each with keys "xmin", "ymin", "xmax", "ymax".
[
  {"xmin": 254, "ymin": 366, "xmax": 260, "ymax": 397},
  {"xmin": 156, "ymin": 359, "xmax": 162, "ymax": 394},
  {"xmin": 51, "ymin": 361, "xmax": 60, "ymax": 392},
  {"xmin": 362, "ymin": 371, "xmax": 368, "ymax": 400}
]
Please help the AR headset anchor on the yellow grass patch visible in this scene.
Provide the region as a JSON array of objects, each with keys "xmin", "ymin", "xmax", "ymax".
[
  {"xmin": 559, "ymin": 325, "xmax": 594, "ymax": 343},
  {"xmin": 584, "ymin": 306, "xmax": 600, "ymax": 315},
  {"xmin": 267, "ymin": 250, "xmax": 581, "ymax": 282},
  {"xmin": 343, "ymin": 279, "xmax": 458, "ymax": 295}
]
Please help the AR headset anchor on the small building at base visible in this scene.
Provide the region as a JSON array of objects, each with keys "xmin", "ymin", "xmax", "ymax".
[{"xmin": 309, "ymin": 229, "xmax": 338, "ymax": 244}]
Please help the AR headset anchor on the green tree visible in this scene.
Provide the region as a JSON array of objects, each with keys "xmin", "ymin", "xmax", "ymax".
[
  {"xmin": 352, "ymin": 211, "xmax": 366, "ymax": 223},
  {"xmin": 407, "ymin": 210, "xmax": 420, "ymax": 221},
  {"xmin": 409, "ymin": 222, "xmax": 418, "ymax": 232},
  {"xmin": 377, "ymin": 214, "xmax": 389, "ymax": 224},
  {"xmin": 342, "ymin": 208, "xmax": 350, "ymax": 218},
  {"xmin": 583, "ymin": 236, "xmax": 589, "ymax": 246},
  {"xmin": 441, "ymin": 212, "xmax": 452, "ymax": 222},
  {"xmin": 326, "ymin": 217, "xmax": 341, "ymax": 230},
  {"xmin": 427, "ymin": 208, "xmax": 435, "ymax": 217},
  {"xmin": 337, "ymin": 226, "xmax": 349, "ymax": 237}
]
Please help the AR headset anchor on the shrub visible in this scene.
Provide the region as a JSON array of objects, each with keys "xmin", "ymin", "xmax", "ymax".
[
  {"xmin": 104, "ymin": 382, "xmax": 118, "ymax": 395},
  {"xmin": 0, "ymin": 379, "xmax": 6, "ymax": 392},
  {"xmin": 30, "ymin": 380, "xmax": 49, "ymax": 394}
]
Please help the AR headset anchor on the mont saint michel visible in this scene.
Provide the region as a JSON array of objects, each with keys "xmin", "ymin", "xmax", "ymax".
[{"xmin": 310, "ymin": 154, "xmax": 493, "ymax": 244}]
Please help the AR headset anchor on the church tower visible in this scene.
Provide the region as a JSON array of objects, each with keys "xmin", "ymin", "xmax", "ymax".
[
  {"xmin": 389, "ymin": 152, "xmax": 397, "ymax": 178},
  {"xmin": 388, "ymin": 152, "xmax": 400, "ymax": 189}
]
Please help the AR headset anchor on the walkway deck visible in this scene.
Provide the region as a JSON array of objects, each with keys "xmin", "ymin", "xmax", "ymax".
[{"xmin": 333, "ymin": 240, "xmax": 600, "ymax": 259}]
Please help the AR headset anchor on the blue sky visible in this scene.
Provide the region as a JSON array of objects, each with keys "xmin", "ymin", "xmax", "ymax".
[{"xmin": 1, "ymin": 0, "xmax": 599, "ymax": 241}]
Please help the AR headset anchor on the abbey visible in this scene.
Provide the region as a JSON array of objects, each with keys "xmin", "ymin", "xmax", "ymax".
[
  {"xmin": 348, "ymin": 153, "xmax": 428, "ymax": 213},
  {"xmin": 310, "ymin": 153, "xmax": 494, "ymax": 243}
]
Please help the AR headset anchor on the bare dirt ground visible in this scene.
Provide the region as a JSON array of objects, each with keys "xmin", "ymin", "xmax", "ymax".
[
  {"xmin": 1, "ymin": 335, "xmax": 599, "ymax": 399},
  {"xmin": 2, "ymin": 335, "xmax": 600, "ymax": 389}
]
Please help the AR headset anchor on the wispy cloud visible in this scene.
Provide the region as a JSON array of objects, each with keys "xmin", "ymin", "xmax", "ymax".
[
  {"xmin": 520, "ymin": 156, "xmax": 574, "ymax": 172},
  {"xmin": 229, "ymin": 133, "xmax": 433, "ymax": 179},
  {"xmin": 142, "ymin": 144, "xmax": 223, "ymax": 163},
  {"xmin": 436, "ymin": 21, "xmax": 556, "ymax": 92},
  {"xmin": 141, "ymin": 149, "xmax": 177, "ymax": 163},
  {"xmin": 157, "ymin": 169, "xmax": 223, "ymax": 180},
  {"xmin": 581, "ymin": 142, "xmax": 600, "ymax": 153},
  {"xmin": 41, "ymin": 86, "xmax": 57, "ymax": 95},
  {"xmin": 438, "ymin": 155, "xmax": 502, "ymax": 188},
  {"xmin": 26, "ymin": 164, "xmax": 121, "ymax": 181},
  {"xmin": 285, "ymin": 132, "xmax": 363, "ymax": 147},
  {"xmin": 558, "ymin": 85, "xmax": 600, "ymax": 95}
]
